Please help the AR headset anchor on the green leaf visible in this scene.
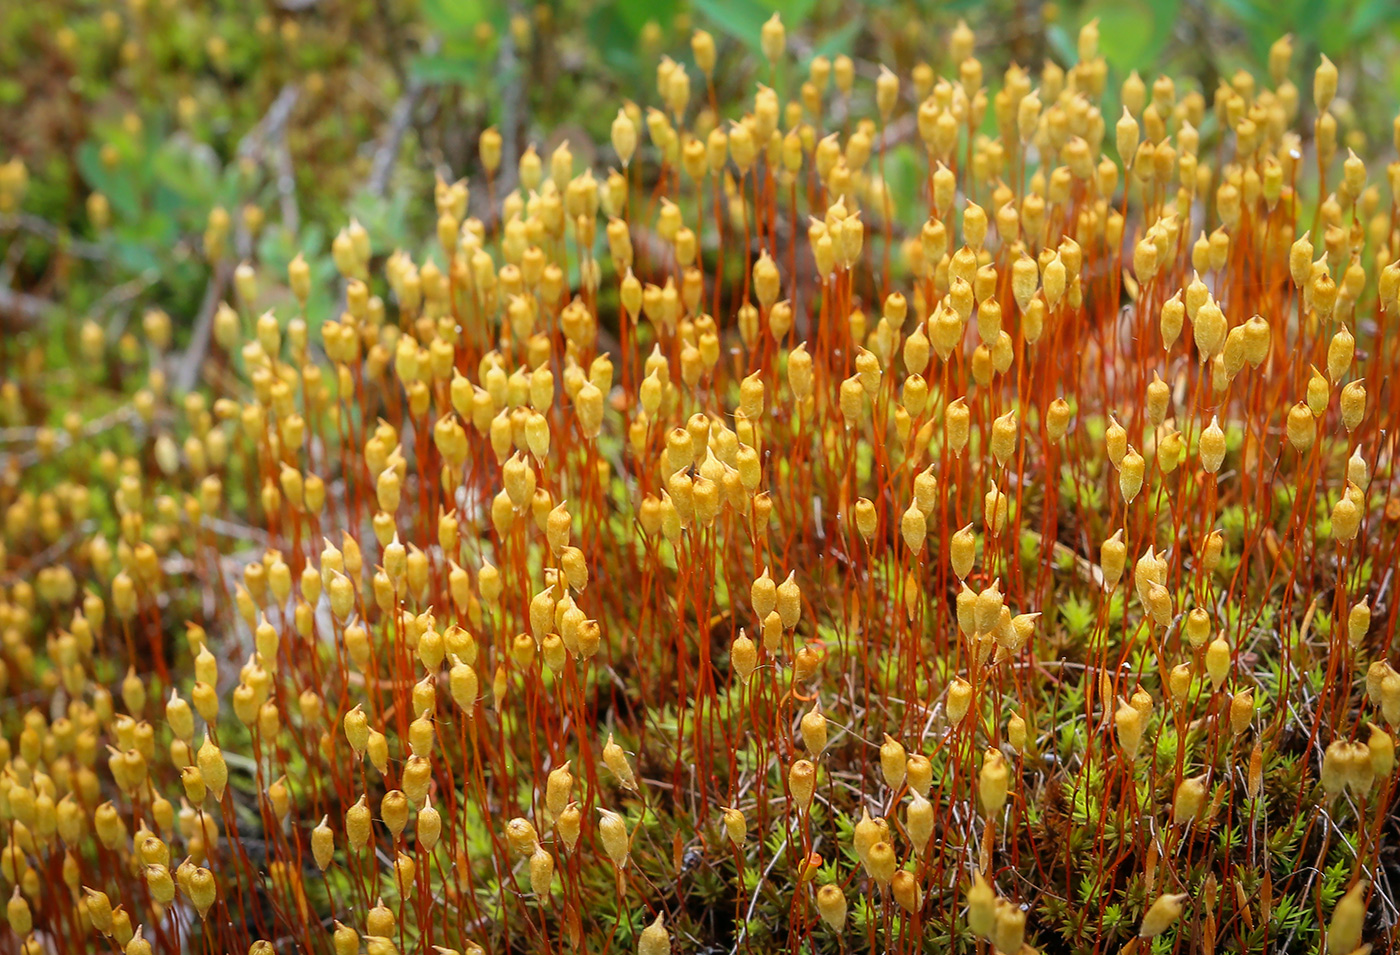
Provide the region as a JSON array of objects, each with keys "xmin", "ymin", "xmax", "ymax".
[
  {"xmin": 692, "ymin": 0, "xmax": 818, "ymax": 52},
  {"xmin": 420, "ymin": 0, "xmax": 492, "ymax": 35},
  {"xmin": 1080, "ymin": 0, "xmax": 1164, "ymax": 78},
  {"xmin": 411, "ymin": 52, "xmax": 487, "ymax": 84},
  {"xmin": 1349, "ymin": 0, "xmax": 1393, "ymax": 40},
  {"xmin": 809, "ymin": 21, "xmax": 861, "ymax": 62}
]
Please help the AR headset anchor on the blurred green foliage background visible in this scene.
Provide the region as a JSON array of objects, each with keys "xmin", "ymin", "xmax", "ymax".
[{"xmin": 3, "ymin": 0, "xmax": 1400, "ymax": 359}]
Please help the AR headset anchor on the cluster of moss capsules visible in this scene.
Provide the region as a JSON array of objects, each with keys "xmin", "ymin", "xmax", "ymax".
[{"xmin": 3, "ymin": 14, "xmax": 1400, "ymax": 955}]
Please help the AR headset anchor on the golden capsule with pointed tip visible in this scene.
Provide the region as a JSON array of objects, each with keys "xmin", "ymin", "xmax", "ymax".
[
  {"xmin": 947, "ymin": 678, "xmax": 974, "ymax": 724},
  {"xmin": 993, "ymin": 710, "xmax": 1023, "ymax": 756},
  {"xmin": 893, "ymin": 374, "xmax": 927, "ymax": 424},
  {"xmin": 331, "ymin": 921, "xmax": 359, "ymax": 955},
  {"xmin": 913, "ymin": 464, "xmax": 938, "ymax": 516},
  {"xmin": 776, "ymin": 571, "xmax": 802, "ymax": 630},
  {"xmin": 597, "ymin": 809, "xmax": 629, "ymax": 867},
  {"xmin": 789, "ymin": 758, "xmax": 817, "ymax": 811},
  {"xmin": 1367, "ymin": 724, "xmax": 1395, "ymax": 778},
  {"xmin": 630, "ymin": 911, "xmax": 668, "ymax": 955},
  {"xmin": 1338, "ymin": 739, "xmax": 1372, "ymax": 789},
  {"xmin": 448, "ymin": 657, "xmax": 479, "ymax": 714},
  {"xmin": 815, "ymin": 882, "xmax": 847, "ymax": 931},
  {"xmin": 1326, "ymin": 880, "xmax": 1366, "ymax": 955},
  {"xmin": 195, "ymin": 734, "xmax": 227, "ymax": 803},
  {"xmin": 787, "ymin": 342, "xmax": 813, "ymax": 402},
  {"xmin": 1347, "ymin": 600, "xmax": 1371, "ymax": 649},
  {"xmin": 108, "ymin": 906, "xmax": 133, "ymax": 947},
  {"xmin": 1157, "ymin": 430, "xmax": 1184, "ymax": 474},
  {"xmin": 56, "ymin": 794, "xmax": 83, "ymax": 846},
  {"xmin": 983, "ymin": 481, "xmax": 1008, "ymax": 535},
  {"xmin": 327, "ymin": 570, "xmax": 355, "ymax": 621},
  {"xmin": 992, "ymin": 900, "xmax": 1026, "ymax": 954},
  {"xmin": 979, "ymin": 749, "xmax": 1009, "ymax": 816},
  {"xmin": 83, "ymin": 886, "xmax": 114, "ymax": 936},
  {"xmin": 1205, "ymin": 636, "xmax": 1231, "ymax": 691},
  {"xmin": 1332, "ymin": 490, "xmax": 1361, "ymax": 542},
  {"xmin": 184, "ymin": 866, "xmax": 216, "ymax": 920},
  {"xmin": 1160, "ymin": 292, "xmax": 1185, "ymax": 349},
  {"xmin": 760, "ymin": 610, "xmax": 783, "ymax": 654},
  {"xmin": 800, "ymin": 701, "xmax": 828, "ymax": 756},
  {"xmin": 1040, "ymin": 398, "xmax": 1071, "ymax": 445},
  {"xmin": 864, "ymin": 839, "xmax": 896, "ymax": 887},
  {"xmin": 1302, "ymin": 362, "xmax": 1330, "ymax": 415},
  {"xmin": 1116, "ymin": 105, "xmax": 1140, "ymax": 165},
  {"xmin": 403, "ymin": 754, "xmax": 432, "ymax": 805},
  {"xmin": 1010, "ymin": 253, "xmax": 1039, "ymax": 313},
  {"xmin": 1284, "ymin": 400, "xmax": 1315, "ymax": 453},
  {"xmin": 505, "ymin": 817, "xmax": 539, "ymax": 858},
  {"xmin": 366, "ymin": 729, "xmax": 389, "ymax": 774},
  {"xmin": 1145, "ymin": 372, "xmax": 1170, "ymax": 426},
  {"xmin": 850, "ymin": 497, "xmax": 878, "ymax": 544},
  {"xmin": 851, "ymin": 808, "xmax": 886, "ymax": 870},
  {"xmin": 610, "ymin": 110, "xmax": 637, "ymax": 167},
  {"xmin": 1193, "ymin": 299, "xmax": 1226, "ymax": 360},
  {"xmin": 1198, "ymin": 415, "xmax": 1226, "ymax": 473},
  {"xmin": 602, "ymin": 733, "xmax": 638, "ymax": 791},
  {"xmin": 989, "ymin": 409, "xmax": 1017, "ymax": 468},
  {"xmin": 946, "ymin": 397, "xmax": 970, "ymax": 455},
  {"xmin": 366, "ymin": 899, "xmax": 395, "ymax": 939},
  {"xmin": 1200, "ymin": 529, "xmax": 1224, "ymax": 574},
  {"xmin": 309, "ymin": 815, "xmax": 334, "ymax": 871},
  {"xmin": 400, "ymin": 854, "xmax": 426, "ymax": 913},
  {"xmin": 969, "ymin": 343, "xmax": 993, "ymax": 385},
  {"xmin": 867, "ymin": 735, "xmax": 904, "ymax": 792},
  {"xmin": 1183, "ymin": 608, "xmax": 1210, "ymax": 648},
  {"xmin": 548, "ymin": 802, "xmax": 579, "ymax": 853},
  {"xmin": 747, "ymin": 568, "xmax": 777, "ymax": 622},
  {"xmin": 1221, "ymin": 323, "xmax": 1248, "ymax": 378},
  {"xmin": 838, "ymin": 375, "xmax": 864, "ymax": 428},
  {"xmin": 165, "ymin": 689, "xmax": 195, "ymax": 743},
  {"xmin": 970, "ymin": 581, "xmax": 1000, "ymax": 636},
  {"xmin": 124, "ymin": 925, "xmax": 154, "ymax": 955},
  {"xmin": 1229, "ymin": 688, "xmax": 1255, "ymax": 735},
  {"xmin": 890, "ymin": 869, "xmax": 922, "ymax": 914},
  {"xmin": 337, "ymin": 789, "xmax": 366, "ymax": 845},
  {"xmin": 7, "ymin": 888, "xmax": 32, "ymax": 936},
  {"xmin": 903, "ymin": 323, "xmax": 931, "ymax": 377},
  {"xmin": 1115, "ymin": 702, "xmax": 1146, "ymax": 761},
  {"xmin": 962, "ymin": 870, "xmax": 995, "ymax": 939},
  {"xmin": 1119, "ymin": 446, "xmax": 1145, "ymax": 502},
  {"xmin": 950, "ymin": 523, "xmax": 977, "ymax": 579},
  {"xmin": 1042, "ymin": 254, "xmax": 1066, "ymax": 307},
  {"xmin": 379, "ymin": 790, "xmax": 409, "ymax": 840},
  {"xmin": 1021, "ymin": 294, "xmax": 1047, "ymax": 343},
  {"xmin": 1341, "ymin": 379, "xmax": 1366, "ymax": 432},
  {"xmin": 949, "ymin": 583, "xmax": 975, "ymax": 638},
  {"xmin": 1133, "ymin": 236, "xmax": 1160, "ymax": 283},
  {"xmin": 1312, "ymin": 266, "xmax": 1339, "ymax": 319},
  {"xmin": 752, "ymin": 252, "xmax": 780, "ymax": 310},
  {"xmin": 1163, "ymin": 664, "xmax": 1191, "ymax": 707},
  {"xmin": 1104, "ymin": 415, "xmax": 1127, "ymax": 468},
  {"xmin": 1183, "ymin": 274, "xmax": 1210, "ymax": 323},
  {"xmin": 1139, "ymin": 892, "xmax": 1188, "ymax": 939},
  {"xmin": 1367, "ymin": 660, "xmax": 1396, "ymax": 706},
  {"xmin": 544, "ymin": 762, "xmax": 574, "ymax": 821},
  {"xmin": 901, "ymin": 791, "xmax": 935, "ymax": 855},
  {"xmin": 1003, "ymin": 612, "xmax": 1037, "ymax": 654},
  {"xmin": 901, "ymin": 501, "xmax": 926, "ymax": 555},
  {"xmin": 1239, "ymin": 313, "xmax": 1270, "ymax": 367},
  {"xmin": 528, "ymin": 847, "xmax": 554, "ymax": 897}
]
